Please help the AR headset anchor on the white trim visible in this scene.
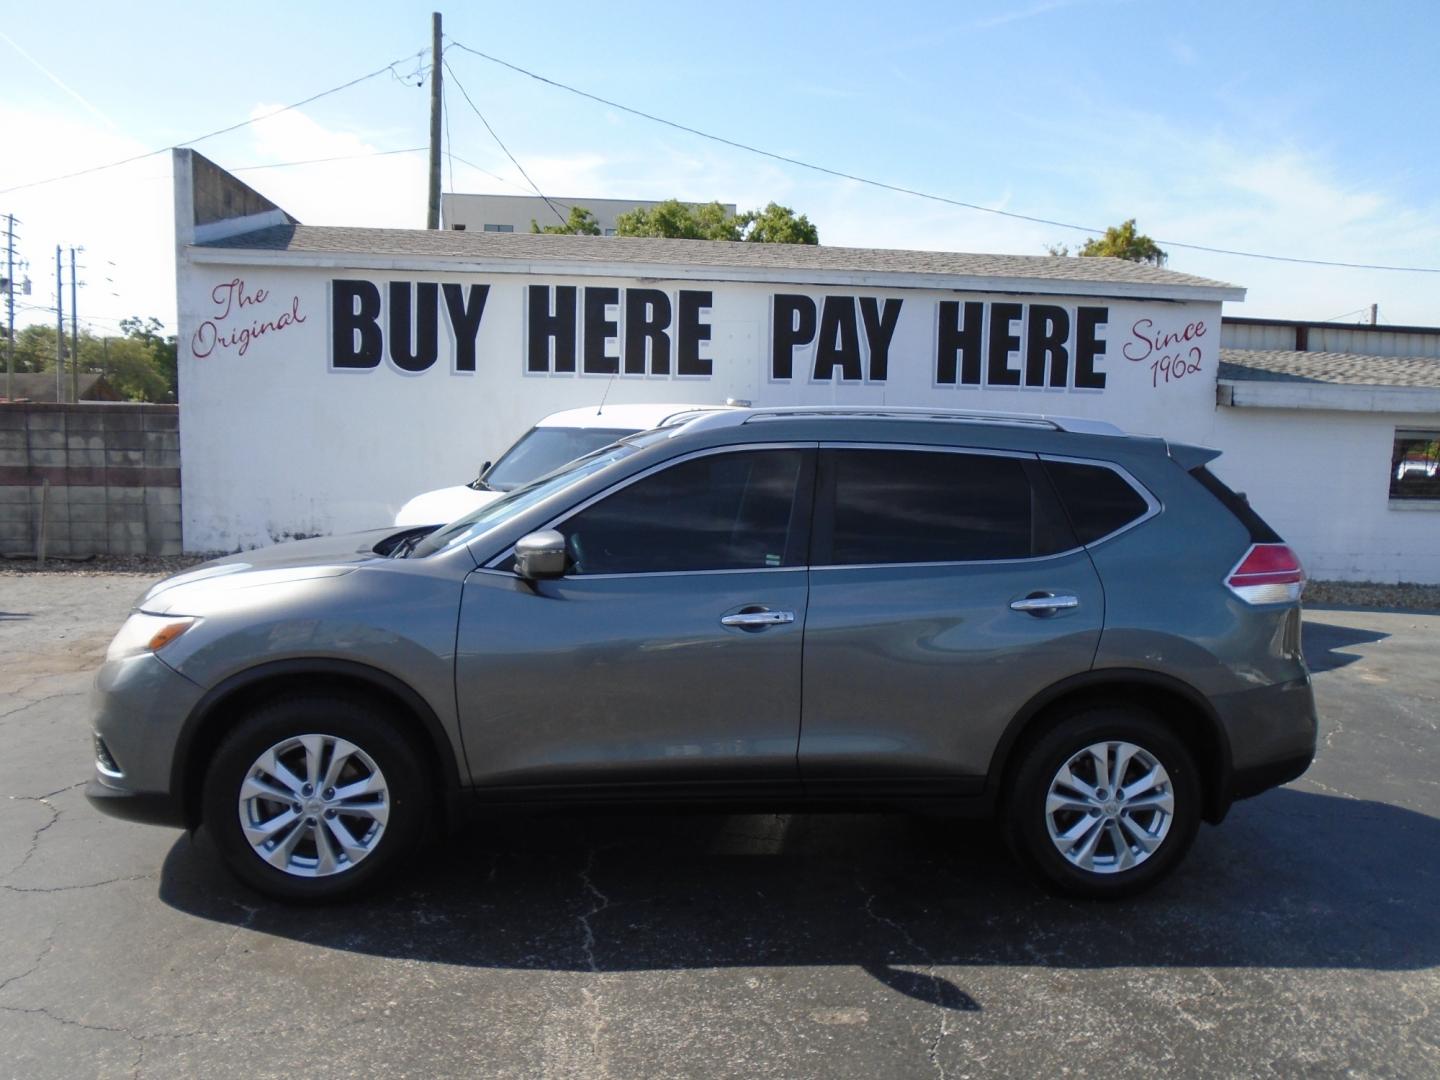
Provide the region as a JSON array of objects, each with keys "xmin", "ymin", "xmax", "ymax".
[
  {"xmin": 1218, "ymin": 379, "xmax": 1440, "ymax": 414},
  {"xmin": 192, "ymin": 209, "xmax": 292, "ymax": 245},
  {"xmin": 185, "ymin": 246, "xmax": 1245, "ymax": 303},
  {"xmin": 1388, "ymin": 499, "xmax": 1440, "ymax": 512}
]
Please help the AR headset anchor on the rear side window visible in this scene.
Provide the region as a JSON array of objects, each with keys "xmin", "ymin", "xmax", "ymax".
[
  {"xmin": 1189, "ymin": 465, "xmax": 1281, "ymax": 543},
  {"xmin": 1043, "ymin": 460, "xmax": 1152, "ymax": 544},
  {"xmin": 819, "ymin": 449, "xmax": 1072, "ymax": 565}
]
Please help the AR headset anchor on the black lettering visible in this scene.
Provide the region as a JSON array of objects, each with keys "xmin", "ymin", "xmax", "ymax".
[
  {"xmin": 624, "ymin": 289, "xmax": 671, "ymax": 374},
  {"xmin": 442, "ymin": 283, "xmax": 488, "ymax": 373},
  {"xmin": 583, "ymin": 287, "xmax": 620, "ymax": 374},
  {"xmin": 677, "ymin": 290, "xmax": 712, "ymax": 376},
  {"xmin": 1025, "ymin": 305, "xmax": 1070, "ymax": 388},
  {"xmin": 986, "ymin": 302, "xmax": 1023, "ymax": 387},
  {"xmin": 936, "ymin": 300, "xmax": 984, "ymax": 385},
  {"xmin": 858, "ymin": 297, "xmax": 901, "ymax": 382},
  {"xmin": 813, "ymin": 296, "xmax": 863, "ymax": 381},
  {"xmin": 527, "ymin": 285, "xmax": 577, "ymax": 373},
  {"xmin": 1075, "ymin": 306, "xmax": 1109, "ymax": 389},
  {"xmin": 388, "ymin": 281, "xmax": 438, "ymax": 373},
  {"xmin": 331, "ymin": 279, "xmax": 382, "ymax": 369},
  {"xmin": 771, "ymin": 294, "xmax": 816, "ymax": 380}
]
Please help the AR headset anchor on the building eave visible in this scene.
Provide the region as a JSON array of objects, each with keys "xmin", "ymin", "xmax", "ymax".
[{"xmin": 1217, "ymin": 379, "xmax": 1440, "ymax": 414}]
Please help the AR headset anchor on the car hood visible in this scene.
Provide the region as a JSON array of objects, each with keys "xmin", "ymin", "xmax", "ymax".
[
  {"xmin": 394, "ymin": 485, "xmax": 503, "ymax": 527},
  {"xmin": 137, "ymin": 527, "xmax": 402, "ymax": 614}
]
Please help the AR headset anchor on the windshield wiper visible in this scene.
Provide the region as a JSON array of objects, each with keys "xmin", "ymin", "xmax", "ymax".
[{"xmin": 389, "ymin": 532, "xmax": 424, "ymax": 559}]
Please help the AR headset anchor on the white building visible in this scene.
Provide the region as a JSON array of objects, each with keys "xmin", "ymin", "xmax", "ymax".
[
  {"xmin": 172, "ymin": 151, "xmax": 1440, "ymax": 583},
  {"xmin": 440, "ymin": 193, "xmax": 737, "ymax": 236}
]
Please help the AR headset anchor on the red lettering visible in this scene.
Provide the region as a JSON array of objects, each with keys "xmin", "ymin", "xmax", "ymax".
[{"xmin": 191, "ymin": 283, "xmax": 306, "ymax": 359}]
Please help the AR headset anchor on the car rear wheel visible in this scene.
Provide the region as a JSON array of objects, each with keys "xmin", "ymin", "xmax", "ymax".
[
  {"xmin": 1004, "ymin": 706, "xmax": 1200, "ymax": 899},
  {"xmin": 201, "ymin": 695, "xmax": 428, "ymax": 902}
]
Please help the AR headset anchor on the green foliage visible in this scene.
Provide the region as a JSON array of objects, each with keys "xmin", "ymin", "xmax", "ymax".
[
  {"xmin": 739, "ymin": 202, "xmax": 819, "ymax": 245},
  {"xmin": 615, "ymin": 199, "xmax": 820, "ymax": 244},
  {"xmin": 1076, "ymin": 219, "xmax": 1167, "ymax": 265},
  {"xmin": 4, "ymin": 316, "xmax": 175, "ymax": 401},
  {"xmin": 530, "ymin": 206, "xmax": 602, "ymax": 236}
]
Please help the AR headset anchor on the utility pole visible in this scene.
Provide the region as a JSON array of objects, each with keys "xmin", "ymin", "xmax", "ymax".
[
  {"xmin": 69, "ymin": 247, "xmax": 79, "ymax": 403},
  {"xmin": 426, "ymin": 11, "xmax": 443, "ymax": 229},
  {"xmin": 55, "ymin": 246, "xmax": 64, "ymax": 403},
  {"xmin": 3, "ymin": 214, "xmax": 15, "ymax": 403},
  {"xmin": 1370, "ymin": 303, "xmax": 1378, "ymax": 326}
]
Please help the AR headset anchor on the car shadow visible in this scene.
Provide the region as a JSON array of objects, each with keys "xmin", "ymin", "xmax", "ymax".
[
  {"xmin": 1302, "ymin": 619, "xmax": 1389, "ymax": 672},
  {"xmin": 158, "ymin": 788, "xmax": 1439, "ymax": 1011}
]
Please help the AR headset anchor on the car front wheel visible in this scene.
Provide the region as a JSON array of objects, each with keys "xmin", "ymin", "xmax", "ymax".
[
  {"xmin": 201, "ymin": 695, "xmax": 428, "ymax": 902},
  {"xmin": 1004, "ymin": 707, "xmax": 1200, "ymax": 899}
]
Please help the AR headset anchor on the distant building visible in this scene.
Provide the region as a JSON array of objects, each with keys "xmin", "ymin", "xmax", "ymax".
[
  {"xmin": 440, "ymin": 194, "xmax": 736, "ymax": 236},
  {"xmin": 1, "ymin": 372, "xmax": 122, "ymax": 403}
]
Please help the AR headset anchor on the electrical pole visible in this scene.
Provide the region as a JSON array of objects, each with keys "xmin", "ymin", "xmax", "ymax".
[
  {"xmin": 3, "ymin": 214, "xmax": 15, "ymax": 403},
  {"xmin": 1370, "ymin": 303, "xmax": 1378, "ymax": 326},
  {"xmin": 55, "ymin": 246, "xmax": 64, "ymax": 403},
  {"xmin": 427, "ymin": 11, "xmax": 443, "ymax": 229},
  {"xmin": 69, "ymin": 247, "xmax": 79, "ymax": 403}
]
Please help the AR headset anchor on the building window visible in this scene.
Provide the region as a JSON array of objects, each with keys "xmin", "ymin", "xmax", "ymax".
[
  {"xmin": 451, "ymin": 224, "xmax": 466, "ymax": 231},
  {"xmin": 604, "ymin": 229, "xmax": 617, "ymax": 236},
  {"xmin": 1390, "ymin": 429, "xmax": 1440, "ymax": 501},
  {"xmin": 483, "ymin": 224, "xmax": 514, "ymax": 233}
]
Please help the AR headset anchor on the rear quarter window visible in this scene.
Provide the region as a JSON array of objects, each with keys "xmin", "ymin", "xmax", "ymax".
[
  {"xmin": 1042, "ymin": 460, "xmax": 1152, "ymax": 544},
  {"xmin": 1188, "ymin": 465, "xmax": 1281, "ymax": 543}
]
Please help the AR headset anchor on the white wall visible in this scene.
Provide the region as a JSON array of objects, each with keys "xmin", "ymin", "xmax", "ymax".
[
  {"xmin": 176, "ymin": 259, "xmax": 1224, "ymax": 552},
  {"xmin": 1202, "ymin": 407, "xmax": 1440, "ymax": 585}
]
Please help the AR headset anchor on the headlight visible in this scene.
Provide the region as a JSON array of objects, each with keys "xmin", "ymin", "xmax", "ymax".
[{"xmin": 105, "ymin": 613, "xmax": 199, "ymax": 662}]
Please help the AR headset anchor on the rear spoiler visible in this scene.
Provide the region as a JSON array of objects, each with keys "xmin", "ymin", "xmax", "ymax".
[{"xmin": 1167, "ymin": 441, "xmax": 1222, "ymax": 471}]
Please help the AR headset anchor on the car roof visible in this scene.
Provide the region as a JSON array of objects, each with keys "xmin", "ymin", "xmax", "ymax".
[{"xmin": 535, "ymin": 402, "xmax": 732, "ymax": 431}]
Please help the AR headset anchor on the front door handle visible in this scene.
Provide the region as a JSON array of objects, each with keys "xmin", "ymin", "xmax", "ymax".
[
  {"xmin": 1010, "ymin": 594, "xmax": 1080, "ymax": 614},
  {"xmin": 720, "ymin": 609, "xmax": 796, "ymax": 629}
]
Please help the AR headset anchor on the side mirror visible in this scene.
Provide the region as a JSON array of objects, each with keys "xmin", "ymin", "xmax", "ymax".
[{"xmin": 514, "ymin": 530, "xmax": 568, "ymax": 581}]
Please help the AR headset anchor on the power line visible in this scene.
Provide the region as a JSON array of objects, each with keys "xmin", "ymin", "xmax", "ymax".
[
  {"xmin": 0, "ymin": 48, "xmax": 427, "ymax": 196},
  {"xmin": 231, "ymin": 146, "xmax": 428, "ymax": 172},
  {"xmin": 448, "ymin": 42, "xmax": 1440, "ymax": 275},
  {"xmin": 444, "ymin": 59, "xmax": 567, "ymax": 226}
]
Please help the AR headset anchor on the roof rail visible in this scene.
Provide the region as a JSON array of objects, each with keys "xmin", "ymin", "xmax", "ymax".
[{"xmin": 674, "ymin": 405, "xmax": 1126, "ymax": 437}]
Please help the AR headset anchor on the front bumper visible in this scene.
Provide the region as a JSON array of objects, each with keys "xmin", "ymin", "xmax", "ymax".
[{"xmin": 85, "ymin": 652, "xmax": 205, "ymax": 828}]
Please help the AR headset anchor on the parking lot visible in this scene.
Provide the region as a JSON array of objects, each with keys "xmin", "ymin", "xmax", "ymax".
[{"xmin": 1, "ymin": 571, "xmax": 1436, "ymax": 1079}]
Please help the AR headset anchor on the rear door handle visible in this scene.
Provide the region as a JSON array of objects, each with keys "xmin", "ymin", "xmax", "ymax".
[
  {"xmin": 721, "ymin": 609, "xmax": 796, "ymax": 628},
  {"xmin": 1010, "ymin": 594, "xmax": 1080, "ymax": 614}
]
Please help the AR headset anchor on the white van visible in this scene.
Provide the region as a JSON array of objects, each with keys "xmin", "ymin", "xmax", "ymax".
[{"xmin": 394, "ymin": 403, "xmax": 731, "ymax": 526}]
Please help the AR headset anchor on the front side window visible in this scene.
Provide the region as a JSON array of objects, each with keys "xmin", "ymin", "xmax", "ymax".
[
  {"xmin": 1391, "ymin": 429, "xmax": 1440, "ymax": 501},
  {"xmin": 819, "ymin": 448, "xmax": 1071, "ymax": 565},
  {"xmin": 562, "ymin": 450, "xmax": 807, "ymax": 575}
]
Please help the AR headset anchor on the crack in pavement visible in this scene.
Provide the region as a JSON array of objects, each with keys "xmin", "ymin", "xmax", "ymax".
[
  {"xmin": 0, "ymin": 929, "xmax": 56, "ymax": 997},
  {"xmin": 1, "ymin": 873, "xmax": 154, "ymax": 895},
  {"xmin": 576, "ymin": 844, "xmax": 614, "ymax": 1077}
]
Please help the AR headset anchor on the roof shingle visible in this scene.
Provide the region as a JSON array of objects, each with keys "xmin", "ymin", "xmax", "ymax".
[{"xmin": 1219, "ymin": 348, "xmax": 1440, "ymax": 388}]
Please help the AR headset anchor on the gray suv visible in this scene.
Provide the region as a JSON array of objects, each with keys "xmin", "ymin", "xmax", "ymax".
[{"xmin": 87, "ymin": 407, "xmax": 1316, "ymax": 902}]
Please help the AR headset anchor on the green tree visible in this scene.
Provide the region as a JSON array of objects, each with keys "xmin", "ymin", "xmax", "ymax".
[
  {"xmin": 1075, "ymin": 219, "xmax": 1167, "ymax": 265},
  {"xmin": 85, "ymin": 335, "xmax": 169, "ymax": 402},
  {"xmin": 738, "ymin": 202, "xmax": 819, "ymax": 245},
  {"xmin": 119, "ymin": 315, "xmax": 178, "ymax": 400},
  {"xmin": 614, "ymin": 199, "xmax": 820, "ymax": 244},
  {"xmin": 13, "ymin": 324, "xmax": 60, "ymax": 373},
  {"xmin": 530, "ymin": 206, "xmax": 602, "ymax": 235}
]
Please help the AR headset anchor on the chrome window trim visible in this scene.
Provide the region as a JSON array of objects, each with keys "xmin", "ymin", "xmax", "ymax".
[
  {"xmin": 818, "ymin": 441, "xmax": 1032, "ymax": 460},
  {"xmin": 1036, "ymin": 453, "xmax": 1162, "ymax": 549},
  {"xmin": 480, "ymin": 442, "xmax": 817, "ymax": 572}
]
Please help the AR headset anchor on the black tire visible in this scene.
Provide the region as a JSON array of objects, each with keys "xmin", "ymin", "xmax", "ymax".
[
  {"xmin": 1003, "ymin": 706, "xmax": 1201, "ymax": 900},
  {"xmin": 201, "ymin": 695, "xmax": 429, "ymax": 903}
]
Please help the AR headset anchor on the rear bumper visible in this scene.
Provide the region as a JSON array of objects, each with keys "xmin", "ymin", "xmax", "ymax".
[{"xmin": 1213, "ymin": 673, "xmax": 1318, "ymax": 809}]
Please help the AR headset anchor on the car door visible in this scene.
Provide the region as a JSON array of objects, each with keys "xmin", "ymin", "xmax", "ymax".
[
  {"xmin": 799, "ymin": 444, "xmax": 1105, "ymax": 796},
  {"xmin": 455, "ymin": 444, "xmax": 816, "ymax": 797}
]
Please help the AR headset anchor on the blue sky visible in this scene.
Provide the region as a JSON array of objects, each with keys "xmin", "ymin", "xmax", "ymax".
[{"xmin": 3, "ymin": 0, "xmax": 1438, "ymax": 333}]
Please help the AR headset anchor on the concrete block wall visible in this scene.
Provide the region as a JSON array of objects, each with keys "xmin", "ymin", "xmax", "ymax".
[{"xmin": 0, "ymin": 404, "xmax": 182, "ymax": 558}]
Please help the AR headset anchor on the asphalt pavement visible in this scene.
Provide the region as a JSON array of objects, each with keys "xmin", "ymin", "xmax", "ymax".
[{"xmin": 1, "ymin": 572, "xmax": 1436, "ymax": 1079}]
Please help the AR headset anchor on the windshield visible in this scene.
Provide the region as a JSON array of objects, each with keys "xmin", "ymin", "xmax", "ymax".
[
  {"xmin": 411, "ymin": 439, "xmax": 642, "ymax": 559},
  {"xmin": 484, "ymin": 426, "xmax": 633, "ymax": 490}
]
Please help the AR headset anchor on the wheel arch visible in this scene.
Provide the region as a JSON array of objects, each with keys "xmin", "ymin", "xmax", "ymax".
[
  {"xmin": 988, "ymin": 669, "xmax": 1235, "ymax": 823},
  {"xmin": 172, "ymin": 658, "xmax": 464, "ymax": 830}
]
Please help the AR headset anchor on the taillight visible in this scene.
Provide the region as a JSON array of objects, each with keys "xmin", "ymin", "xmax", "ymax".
[{"xmin": 1226, "ymin": 543, "xmax": 1305, "ymax": 604}]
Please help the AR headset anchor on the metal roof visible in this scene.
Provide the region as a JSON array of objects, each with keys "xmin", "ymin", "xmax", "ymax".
[
  {"xmin": 194, "ymin": 224, "xmax": 1243, "ymax": 300},
  {"xmin": 1219, "ymin": 348, "xmax": 1440, "ymax": 388}
]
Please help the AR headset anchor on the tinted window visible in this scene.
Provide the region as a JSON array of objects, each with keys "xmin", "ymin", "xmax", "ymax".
[
  {"xmin": 563, "ymin": 450, "xmax": 806, "ymax": 574},
  {"xmin": 1389, "ymin": 429, "xmax": 1440, "ymax": 501},
  {"xmin": 1044, "ymin": 460, "xmax": 1152, "ymax": 544},
  {"xmin": 1188, "ymin": 465, "xmax": 1281, "ymax": 543},
  {"xmin": 824, "ymin": 449, "xmax": 1061, "ymax": 564}
]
